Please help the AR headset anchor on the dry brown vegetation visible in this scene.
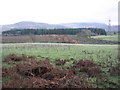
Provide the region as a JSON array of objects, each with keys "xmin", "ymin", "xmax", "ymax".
[
  {"xmin": 2, "ymin": 35, "xmax": 79, "ymax": 43},
  {"xmin": 2, "ymin": 54, "xmax": 120, "ymax": 88},
  {"xmin": 2, "ymin": 34, "xmax": 118, "ymax": 44},
  {"xmin": 2, "ymin": 54, "xmax": 93, "ymax": 88}
]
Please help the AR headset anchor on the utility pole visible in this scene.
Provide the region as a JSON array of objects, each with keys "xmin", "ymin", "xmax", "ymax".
[{"xmin": 108, "ymin": 18, "xmax": 111, "ymax": 32}]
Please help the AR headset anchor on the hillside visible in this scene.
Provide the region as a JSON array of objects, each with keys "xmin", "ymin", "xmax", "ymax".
[
  {"xmin": 60, "ymin": 22, "xmax": 119, "ymax": 32},
  {"xmin": 0, "ymin": 21, "xmax": 119, "ymax": 32},
  {"xmin": 1, "ymin": 21, "xmax": 66, "ymax": 31}
]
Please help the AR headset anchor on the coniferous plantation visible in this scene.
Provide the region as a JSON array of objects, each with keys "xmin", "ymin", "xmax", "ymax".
[
  {"xmin": 2, "ymin": 28, "xmax": 106, "ymax": 35},
  {"xmin": 2, "ymin": 28, "xmax": 119, "ymax": 44}
]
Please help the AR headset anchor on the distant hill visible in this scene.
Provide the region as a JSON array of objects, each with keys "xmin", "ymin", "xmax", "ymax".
[
  {"xmin": 60, "ymin": 22, "xmax": 107, "ymax": 28},
  {"xmin": 1, "ymin": 21, "xmax": 66, "ymax": 31},
  {"xmin": 111, "ymin": 25, "xmax": 119, "ymax": 32},
  {"xmin": 60, "ymin": 22, "xmax": 118, "ymax": 32},
  {"xmin": 0, "ymin": 21, "xmax": 119, "ymax": 32}
]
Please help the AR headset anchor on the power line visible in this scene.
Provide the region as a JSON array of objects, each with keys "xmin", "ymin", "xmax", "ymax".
[{"xmin": 108, "ymin": 17, "xmax": 111, "ymax": 32}]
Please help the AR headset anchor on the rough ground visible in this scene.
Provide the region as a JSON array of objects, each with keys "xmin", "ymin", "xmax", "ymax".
[
  {"xmin": 2, "ymin": 54, "xmax": 93, "ymax": 88},
  {"xmin": 2, "ymin": 54, "xmax": 120, "ymax": 88}
]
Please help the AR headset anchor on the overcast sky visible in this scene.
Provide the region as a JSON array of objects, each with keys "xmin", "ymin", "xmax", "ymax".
[{"xmin": 0, "ymin": 0, "xmax": 119, "ymax": 25}]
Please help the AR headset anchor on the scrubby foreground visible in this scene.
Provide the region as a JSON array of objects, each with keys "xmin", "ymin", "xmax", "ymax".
[
  {"xmin": 3, "ymin": 54, "xmax": 92, "ymax": 88},
  {"xmin": 2, "ymin": 54, "xmax": 120, "ymax": 88}
]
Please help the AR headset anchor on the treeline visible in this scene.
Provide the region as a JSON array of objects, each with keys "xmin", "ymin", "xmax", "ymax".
[{"xmin": 2, "ymin": 28, "xmax": 106, "ymax": 35}]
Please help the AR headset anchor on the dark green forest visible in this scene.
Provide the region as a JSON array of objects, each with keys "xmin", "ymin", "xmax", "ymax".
[{"xmin": 2, "ymin": 28, "xmax": 106, "ymax": 35}]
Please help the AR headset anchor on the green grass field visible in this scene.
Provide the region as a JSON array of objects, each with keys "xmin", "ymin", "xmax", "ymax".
[
  {"xmin": 2, "ymin": 43, "xmax": 118, "ymax": 66},
  {"xmin": 1, "ymin": 43, "xmax": 120, "ymax": 88},
  {"xmin": 92, "ymin": 35, "xmax": 119, "ymax": 42}
]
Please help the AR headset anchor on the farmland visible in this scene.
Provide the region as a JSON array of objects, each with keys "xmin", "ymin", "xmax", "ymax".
[
  {"xmin": 2, "ymin": 43, "xmax": 120, "ymax": 88},
  {"xmin": 2, "ymin": 34, "xmax": 119, "ymax": 44},
  {"xmin": 2, "ymin": 43, "xmax": 118, "ymax": 62},
  {"xmin": 1, "ymin": 28, "xmax": 120, "ymax": 89},
  {"xmin": 92, "ymin": 35, "xmax": 119, "ymax": 42}
]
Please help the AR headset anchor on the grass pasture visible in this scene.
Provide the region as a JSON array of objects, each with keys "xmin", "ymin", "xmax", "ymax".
[
  {"xmin": 92, "ymin": 35, "xmax": 119, "ymax": 42},
  {"xmin": 1, "ymin": 43, "xmax": 120, "ymax": 88},
  {"xmin": 2, "ymin": 43, "xmax": 118, "ymax": 62}
]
